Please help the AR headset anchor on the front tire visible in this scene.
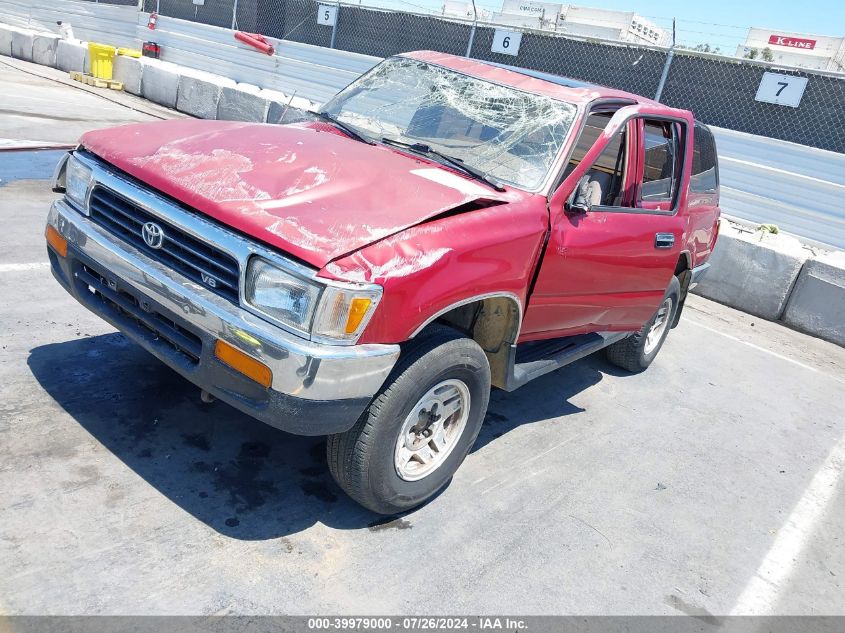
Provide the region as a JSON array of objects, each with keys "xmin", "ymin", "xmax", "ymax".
[
  {"xmin": 327, "ymin": 325, "xmax": 491, "ymax": 515},
  {"xmin": 606, "ymin": 276, "xmax": 680, "ymax": 373}
]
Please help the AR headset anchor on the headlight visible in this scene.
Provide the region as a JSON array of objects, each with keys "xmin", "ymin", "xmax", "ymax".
[
  {"xmin": 245, "ymin": 258, "xmax": 321, "ymax": 333},
  {"xmin": 245, "ymin": 257, "xmax": 382, "ymax": 344},
  {"xmin": 65, "ymin": 155, "xmax": 94, "ymax": 213}
]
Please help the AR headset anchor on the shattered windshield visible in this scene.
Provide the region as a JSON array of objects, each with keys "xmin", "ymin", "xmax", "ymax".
[{"xmin": 322, "ymin": 57, "xmax": 578, "ymax": 191}]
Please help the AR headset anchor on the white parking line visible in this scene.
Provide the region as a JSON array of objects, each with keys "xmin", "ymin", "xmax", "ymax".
[
  {"xmin": 684, "ymin": 319, "xmax": 845, "ymax": 385},
  {"xmin": 0, "ymin": 262, "xmax": 49, "ymax": 273},
  {"xmin": 730, "ymin": 431, "xmax": 845, "ymax": 614}
]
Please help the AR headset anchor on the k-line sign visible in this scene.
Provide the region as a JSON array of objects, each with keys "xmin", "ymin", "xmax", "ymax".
[{"xmin": 768, "ymin": 34, "xmax": 817, "ymax": 49}]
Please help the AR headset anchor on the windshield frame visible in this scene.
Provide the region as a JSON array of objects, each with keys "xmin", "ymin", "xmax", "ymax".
[{"xmin": 321, "ymin": 55, "xmax": 583, "ymax": 195}]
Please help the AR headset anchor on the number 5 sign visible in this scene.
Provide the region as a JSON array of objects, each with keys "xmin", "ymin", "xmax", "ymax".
[
  {"xmin": 491, "ymin": 29, "xmax": 522, "ymax": 56},
  {"xmin": 317, "ymin": 4, "xmax": 337, "ymax": 26},
  {"xmin": 755, "ymin": 72, "xmax": 808, "ymax": 107}
]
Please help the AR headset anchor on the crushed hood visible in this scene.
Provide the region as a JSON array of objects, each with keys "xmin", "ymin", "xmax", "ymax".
[{"xmin": 80, "ymin": 119, "xmax": 514, "ymax": 269}]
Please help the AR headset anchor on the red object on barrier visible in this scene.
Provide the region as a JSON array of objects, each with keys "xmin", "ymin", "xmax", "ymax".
[
  {"xmin": 142, "ymin": 41, "xmax": 160, "ymax": 58},
  {"xmin": 147, "ymin": 12, "xmax": 158, "ymax": 30},
  {"xmin": 234, "ymin": 31, "xmax": 275, "ymax": 56}
]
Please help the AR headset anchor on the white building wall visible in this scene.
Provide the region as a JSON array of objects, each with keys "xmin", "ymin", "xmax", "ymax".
[
  {"xmin": 490, "ymin": 11, "xmax": 545, "ymax": 29},
  {"xmin": 440, "ymin": 0, "xmax": 670, "ymax": 47},
  {"xmin": 741, "ymin": 28, "xmax": 845, "ymax": 71},
  {"xmin": 441, "ymin": 1, "xmax": 492, "ymax": 21}
]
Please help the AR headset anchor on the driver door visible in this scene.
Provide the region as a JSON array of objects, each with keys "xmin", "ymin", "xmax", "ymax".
[{"xmin": 521, "ymin": 105, "xmax": 689, "ymax": 340}]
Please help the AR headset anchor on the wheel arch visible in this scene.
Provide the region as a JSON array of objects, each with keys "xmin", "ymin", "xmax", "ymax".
[{"xmin": 410, "ymin": 292, "xmax": 523, "ymax": 389}]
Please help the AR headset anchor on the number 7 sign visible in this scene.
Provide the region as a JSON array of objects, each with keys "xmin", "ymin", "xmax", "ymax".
[{"xmin": 755, "ymin": 72, "xmax": 809, "ymax": 107}]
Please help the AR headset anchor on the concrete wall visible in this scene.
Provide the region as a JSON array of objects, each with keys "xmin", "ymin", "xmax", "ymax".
[
  {"xmin": 32, "ymin": 33, "xmax": 60, "ymax": 67},
  {"xmin": 693, "ymin": 223, "xmax": 843, "ymax": 347},
  {"xmin": 693, "ymin": 224, "xmax": 809, "ymax": 321},
  {"xmin": 176, "ymin": 70, "xmax": 236, "ymax": 120},
  {"xmin": 56, "ymin": 38, "xmax": 88, "ymax": 73},
  {"xmin": 782, "ymin": 251, "xmax": 845, "ymax": 346},
  {"xmin": 10, "ymin": 28, "xmax": 33, "ymax": 61},
  {"xmin": 112, "ymin": 54, "xmax": 143, "ymax": 95},
  {"xmin": 140, "ymin": 59, "xmax": 181, "ymax": 109}
]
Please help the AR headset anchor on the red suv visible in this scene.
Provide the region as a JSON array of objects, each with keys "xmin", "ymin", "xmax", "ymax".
[{"xmin": 47, "ymin": 51, "xmax": 720, "ymax": 513}]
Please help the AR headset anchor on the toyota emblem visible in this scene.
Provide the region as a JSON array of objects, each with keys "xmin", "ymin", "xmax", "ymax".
[{"xmin": 141, "ymin": 222, "xmax": 165, "ymax": 249}]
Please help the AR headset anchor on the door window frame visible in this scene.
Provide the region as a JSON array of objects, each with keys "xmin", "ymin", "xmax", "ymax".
[{"xmin": 553, "ymin": 108, "xmax": 690, "ymax": 217}]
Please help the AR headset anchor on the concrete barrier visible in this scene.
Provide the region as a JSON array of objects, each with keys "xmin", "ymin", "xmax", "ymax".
[
  {"xmin": 113, "ymin": 54, "xmax": 143, "ymax": 95},
  {"xmin": 0, "ymin": 24, "xmax": 17, "ymax": 56},
  {"xmin": 141, "ymin": 60, "xmax": 181, "ymax": 109},
  {"xmin": 782, "ymin": 251, "xmax": 845, "ymax": 346},
  {"xmin": 32, "ymin": 34, "xmax": 60, "ymax": 67},
  {"xmin": 10, "ymin": 29, "xmax": 34, "ymax": 62},
  {"xmin": 217, "ymin": 83, "xmax": 268, "ymax": 123},
  {"xmin": 176, "ymin": 70, "xmax": 235, "ymax": 120},
  {"xmin": 264, "ymin": 90, "xmax": 316, "ymax": 124},
  {"xmin": 692, "ymin": 224, "xmax": 810, "ymax": 321},
  {"xmin": 290, "ymin": 95, "xmax": 319, "ymax": 112},
  {"xmin": 56, "ymin": 39, "xmax": 88, "ymax": 73}
]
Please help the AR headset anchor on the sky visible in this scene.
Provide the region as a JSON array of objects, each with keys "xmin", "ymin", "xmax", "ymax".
[{"xmin": 368, "ymin": 0, "xmax": 845, "ymax": 53}]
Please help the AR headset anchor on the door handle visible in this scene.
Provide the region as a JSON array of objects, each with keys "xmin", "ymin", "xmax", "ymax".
[{"xmin": 655, "ymin": 233, "xmax": 675, "ymax": 249}]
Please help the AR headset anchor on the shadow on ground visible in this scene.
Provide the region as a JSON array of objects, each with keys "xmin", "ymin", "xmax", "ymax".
[{"xmin": 28, "ymin": 333, "xmax": 609, "ymax": 540}]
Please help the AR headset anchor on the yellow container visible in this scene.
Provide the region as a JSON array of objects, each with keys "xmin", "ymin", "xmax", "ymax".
[
  {"xmin": 117, "ymin": 47, "xmax": 142, "ymax": 58},
  {"xmin": 87, "ymin": 42, "xmax": 116, "ymax": 79}
]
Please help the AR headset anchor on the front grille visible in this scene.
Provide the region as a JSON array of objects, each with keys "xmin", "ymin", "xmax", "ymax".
[
  {"xmin": 88, "ymin": 186, "xmax": 240, "ymax": 303},
  {"xmin": 77, "ymin": 260, "xmax": 203, "ymax": 365}
]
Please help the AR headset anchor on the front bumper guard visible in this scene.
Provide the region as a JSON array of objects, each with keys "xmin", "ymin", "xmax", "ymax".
[{"xmin": 47, "ymin": 200, "xmax": 400, "ymax": 436}]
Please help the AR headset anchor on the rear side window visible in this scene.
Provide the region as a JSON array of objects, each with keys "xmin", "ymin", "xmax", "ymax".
[
  {"xmin": 690, "ymin": 124, "xmax": 719, "ymax": 193},
  {"xmin": 640, "ymin": 120, "xmax": 681, "ymax": 202}
]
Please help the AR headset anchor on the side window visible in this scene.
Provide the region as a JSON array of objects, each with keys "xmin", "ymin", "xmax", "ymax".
[
  {"xmin": 690, "ymin": 123, "xmax": 719, "ymax": 193},
  {"xmin": 563, "ymin": 112, "xmax": 630, "ymax": 207},
  {"xmin": 564, "ymin": 112, "xmax": 613, "ymax": 174},
  {"xmin": 640, "ymin": 120, "xmax": 681, "ymax": 203}
]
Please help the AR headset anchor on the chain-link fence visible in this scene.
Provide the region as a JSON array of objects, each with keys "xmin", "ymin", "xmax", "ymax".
[
  {"xmin": 144, "ymin": 0, "xmax": 845, "ymax": 152},
  {"xmin": 659, "ymin": 52, "xmax": 845, "ymax": 150}
]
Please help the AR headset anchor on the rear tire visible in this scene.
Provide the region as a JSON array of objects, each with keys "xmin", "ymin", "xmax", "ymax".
[
  {"xmin": 606, "ymin": 276, "xmax": 680, "ymax": 373},
  {"xmin": 327, "ymin": 325, "xmax": 491, "ymax": 515}
]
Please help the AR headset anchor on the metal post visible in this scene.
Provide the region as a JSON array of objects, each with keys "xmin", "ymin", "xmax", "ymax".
[
  {"xmin": 231, "ymin": 0, "xmax": 238, "ymax": 30},
  {"xmin": 330, "ymin": 2, "xmax": 339, "ymax": 48},
  {"xmin": 465, "ymin": 0, "xmax": 477, "ymax": 58},
  {"xmin": 654, "ymin": 48, "xmax": 674, "ymax": 102}
]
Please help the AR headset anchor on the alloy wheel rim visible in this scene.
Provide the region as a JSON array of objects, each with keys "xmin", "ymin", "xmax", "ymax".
[
  {"xmin": 394, "ymin": 379, "xmax": 471, "ymax": 482},
  {"xmin": 643, "ymin": 297, "xmax": 674, "ymax": 355}
]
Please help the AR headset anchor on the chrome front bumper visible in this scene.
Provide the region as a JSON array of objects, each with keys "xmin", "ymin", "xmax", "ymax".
[{"xmin": 47, "ymin": 199, "xmax": 400, "ymax": 435}]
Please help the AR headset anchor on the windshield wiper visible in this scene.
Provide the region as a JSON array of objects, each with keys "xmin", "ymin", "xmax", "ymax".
[
  {"xmin": 314, "ymin": 111, "xmax": 375, "ymax": 145},
  {"xmin": 380, "ymin": 137, "xmax": 506, "ymax": 192}
]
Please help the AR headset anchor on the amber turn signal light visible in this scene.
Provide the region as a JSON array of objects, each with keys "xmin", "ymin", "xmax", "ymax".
[
  {"xmin": 214, "ymin": 339, "xmax": 272, "ymax": 388},
  {"xmin": 345, "ymin": 297, "xmax": 372, "ymax": 334},
  {"xmin": 45, "ymin": 225, "xmax": 68, "ymax": 257}
]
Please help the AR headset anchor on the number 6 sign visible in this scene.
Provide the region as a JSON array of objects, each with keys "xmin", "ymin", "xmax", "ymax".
[
  {"xmin": 755, "ymin": 72, "xmax": 808, "ymax": 108},
  {"xmin": 491, "ymin": 29, "xmax": 522, "ymax": 56}
]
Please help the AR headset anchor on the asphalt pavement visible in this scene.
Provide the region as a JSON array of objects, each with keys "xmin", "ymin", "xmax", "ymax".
[{"xmin": 1, "ymin": 61, "xmax": 844, "ymax": 616}]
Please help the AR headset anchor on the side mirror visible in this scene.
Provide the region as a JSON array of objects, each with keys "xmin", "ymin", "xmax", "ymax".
[{"xmin": 565, "ymin": 175, "xmax": 593, "ymax": 215}]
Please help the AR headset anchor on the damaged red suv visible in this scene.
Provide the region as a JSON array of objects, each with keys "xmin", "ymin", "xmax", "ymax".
[{"xmin": 47, "ymin": 51, "xmax": 720, "ymax": 513}]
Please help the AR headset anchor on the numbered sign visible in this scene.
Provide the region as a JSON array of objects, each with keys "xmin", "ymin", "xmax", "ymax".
[
  {"xmin": 317, "ymin": 4, "xmax": 338, "ymax": 26},
  {"xmin": 491, "ymin": 29, "xmax": 522, "ymax": 56},
  {"xmin": 755, "ymin": 72, "xmax": 808, "ymax": 108}
]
